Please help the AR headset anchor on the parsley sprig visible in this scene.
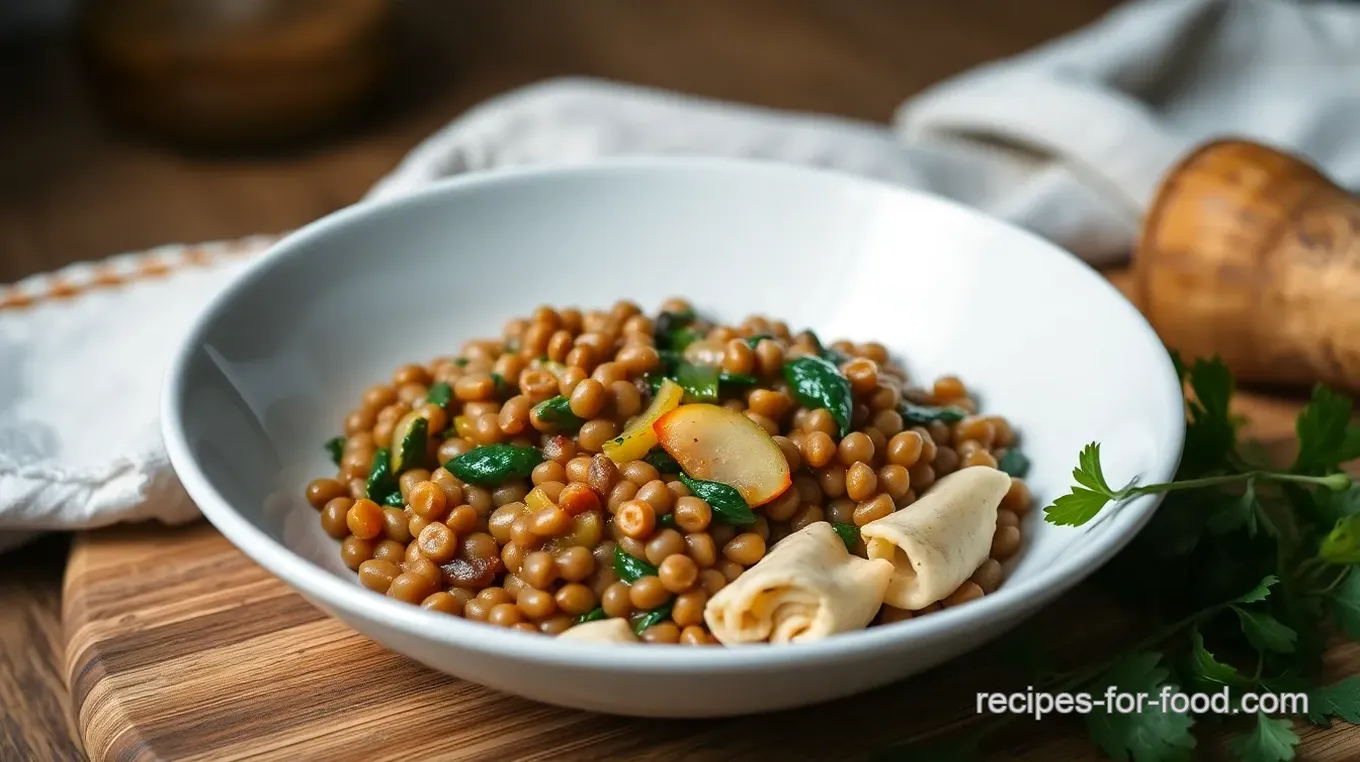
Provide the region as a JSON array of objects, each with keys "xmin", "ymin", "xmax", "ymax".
[
  {"xmin": 883, "ymin": 354, "xmax": 1360, "ymax": 762},
  {"xmin": 1045, "ymin": 442, "xmax": 1349, "ymax": 528}
]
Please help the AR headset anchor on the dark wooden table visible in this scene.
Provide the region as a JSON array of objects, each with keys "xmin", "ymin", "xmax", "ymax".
[{"xmin": 0, "ymin": 2, "xmax": 1123, "ymax": 759}]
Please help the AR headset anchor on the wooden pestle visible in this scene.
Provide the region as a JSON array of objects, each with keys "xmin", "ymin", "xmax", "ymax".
[{"xmin": 1134, "ymin": 139, "xmax": 1360, "ymax": 392}]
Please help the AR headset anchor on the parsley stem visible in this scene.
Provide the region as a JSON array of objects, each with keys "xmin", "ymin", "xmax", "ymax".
[
  {"xmin": 1317, "ymin": 566, "xmax": 1351, "ymax": 596},
  {"xmin": 1122, "ymin": 608, "xmax": 1220, "ymax": 657},
  {"xmin": 1119, "ymin": 470, "xmax": 1349, "ymax": 499},
  {"xmin": 1297, "ymin": 555, "xmax": 1328, "ymax": 581}
]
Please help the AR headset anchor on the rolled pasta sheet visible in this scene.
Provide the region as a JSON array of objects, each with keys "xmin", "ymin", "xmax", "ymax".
[
  {"xmin": 558, "ymin": 617, "xmax": 639, "ymax": 643},
  {"xmin": 861, "ymin": 465, "xmax": 1012, "ymax": 610},
  {"xmin": 704, "ymin": 521, "xmax": 894, "ymax": 645}
]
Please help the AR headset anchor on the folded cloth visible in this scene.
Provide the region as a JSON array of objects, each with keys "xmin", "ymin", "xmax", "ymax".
[{"xmin": 2, "ymin": 0, "xmax": 1358, "ymax": 546}]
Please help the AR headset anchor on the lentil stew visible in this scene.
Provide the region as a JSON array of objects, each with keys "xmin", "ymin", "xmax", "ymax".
[{"xmin": 304, "ymin": 300, "xmax": 1032, "ymax": 645}]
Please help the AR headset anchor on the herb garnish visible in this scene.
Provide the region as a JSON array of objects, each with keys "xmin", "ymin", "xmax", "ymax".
[
  {"xmin": 532, "ymin": 395, "xmax": 585, "ymax": 431},
  {"xmin": 426, "ymin": 381, "xmax": 453, "ymax": 410},
  {"xmin": 325, "ymin": 436, "xmax": 345, "ymax": 467},
  {"xmin": 365, "ymin": 449, "xmax": 402, "ymax": 507},
  {"xmin": 444, "ymin": 444, "xmax": 543, "ymax": 486},
  {"xmin": 831, "ymin": 522, "xmax": 860, "ymax": 551},
  {"xmin": 678, "ymin": 473, "xmax": 755, "ymax": 525},
  {"xmin": 884, "ymin": 355, "xmax": 1360, "ymax": 762}
]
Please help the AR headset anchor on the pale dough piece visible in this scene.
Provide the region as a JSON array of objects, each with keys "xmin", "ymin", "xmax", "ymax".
[
  {"xmin": 558, "ymin": 618, "xmax": 639, "ymax": 643},
  {"xmin": 704, "ymin": 521, "xmax": 894, "ymax": 645},
  {"xmin": 860, "ymin": 465, "xmax": 1012, "ymax": 610}
]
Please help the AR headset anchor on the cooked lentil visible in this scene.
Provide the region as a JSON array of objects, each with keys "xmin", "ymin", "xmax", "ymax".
[{"xmin": 310, "ymin": 301, "xmax": 1030, "ymax": 644}]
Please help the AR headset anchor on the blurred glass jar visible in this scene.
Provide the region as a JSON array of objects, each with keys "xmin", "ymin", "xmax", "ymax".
[{"xmin": 78, "ymin": 0, "xmax": 393, "ymax": 151}]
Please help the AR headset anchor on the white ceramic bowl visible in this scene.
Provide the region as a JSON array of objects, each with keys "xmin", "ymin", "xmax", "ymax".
[{"xmin": 162, "ymin": 158, "xmax": 1184, "ymax": 718}]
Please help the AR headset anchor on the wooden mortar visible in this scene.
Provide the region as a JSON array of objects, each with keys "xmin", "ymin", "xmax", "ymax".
[
  {"xmin": 1135, "ymin": 139, "xmax": 1360, "ymax": 392},
  {"xmin": 78, "ymin": 0, "xmax": 394, "ymax": 151}
]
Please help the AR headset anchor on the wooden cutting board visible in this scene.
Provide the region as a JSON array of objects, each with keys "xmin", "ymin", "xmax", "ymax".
[{"xmin": 58, "ymin": 274, "xmax": 1360, "ymax": 762}]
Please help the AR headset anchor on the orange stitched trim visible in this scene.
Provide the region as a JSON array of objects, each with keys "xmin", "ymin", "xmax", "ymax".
[
  {"xmin": 182, "ymin": 247, "xmax": 214, "ymax": 266},
  {"xmin": 47, "ymin": 280, "xmax": 80, "ymax": 299},
  {"xmin": 0, "ymin": 291, "xmax": 33, "ymax": 309},
  {"xmin": 139, "ymin": 258, "xmax": 172, "ymax": 278},
  {"xmin": 91, "ymin": 266, "xmax": 124, "ymax": 286},
  {"xmin": 0, "ymin": 235, "xmax": 280, "ymax": 313}
]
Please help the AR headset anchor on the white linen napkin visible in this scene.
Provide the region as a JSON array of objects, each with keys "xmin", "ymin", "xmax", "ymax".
[{"xmin": 2, "ymin": 0, "xmax": 1358, "ymax": 550}]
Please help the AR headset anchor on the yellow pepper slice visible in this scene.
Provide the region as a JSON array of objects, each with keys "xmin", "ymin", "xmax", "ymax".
[
  {"xmin": 389, "ymin": 411, "xmax": 426, "ymax": 472},
  {"xmin": 603, "ymin": 378, "xmax": 684, "ymax": 463},
  {"xmin": 526, "ymin": 486, "xmax": 555, "ymax": 510}
]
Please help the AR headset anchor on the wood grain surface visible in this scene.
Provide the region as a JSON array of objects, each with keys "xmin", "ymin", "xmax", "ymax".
[
  {"xmin": 0, "ymin": 535, "xmax": 83, "ymax": 762},
  {"xmin": 58, "ymin": 364, "xmax": 1360, "ymax": 762}
]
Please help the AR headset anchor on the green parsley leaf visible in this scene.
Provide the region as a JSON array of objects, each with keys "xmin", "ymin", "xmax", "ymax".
[
  {"xmin": 784, "ymin": 355, "xmax": 853, "ymax": 437},
  {"xmin": 743, "ymin": 334, "xmax": 773, "ymax": 350},
  {"xmin": 1342, "ymin": 425, "xmax": 1360, "ymax": 464},
  {"xmin": 1255, "ymin": 493, "xmax": 1302, "ymax": 552},
  {"xmin": 575, "ymin": 607, "xmax": 607, "ymax": 625},
  {"xmin": 531, "ymin": 395, "xmax": 585, "ymax": 431},
  {"xmin": 1312, "ymin": 484, "xmax": 1360, "ymax": 524},
  {"xmin": 997, "ymin": 447, "xmax": 1030, "ymax": 478},
  {"xmin": 631, "ymin": 600, "xmax": 673, "ymax": 635},
  {"xmin": 1235, "ymin": 575, "xmax": 1278, "ymax": 604},
  {"xmin": 1044, "ymin": 488, "xmax": 1113, "ymax": 527},
  {"xmin": 1305, "ymin": 676, "xmax": 1360, "ymax": 726},
  {"xmin": 325, "ymin": 436, "xmax": 345, "ymax": 467},
  {"xmin": 678, "ymin": 473, "xmax": 756, "ymax": 525},
  {"xmin": 1187, "ymin": 356, "xmax": 1232, "ymax": 427},
  {"xmin": 1073, "ymin": 442, "xmax": 1114, "ymax": 494},
  {"xmin": 1186, "ymin": 628, "xmax": 1244, "ymax": 688},
  {"xmin": 444, "ymin": 444, "xmax": 543, "ymax": 486},
  {"xmin": 365, "ymin": 448, "xmax": 402, "ymax": 507},
  {"xmin": 1231, "ymin": 606, "xmax": 1297, "ymax": 653},
  {"xmin": 1294, "ymin": 385, "xmax": 1355, "ymax": 474},
  {"xmin": 800, "ymin": 330, "xmax": 851, "ymax": 366},
  {"xmin": 831, "ymin": 522, "xmax": 859, "ymax": 551},
  {"xmin": 643, "ymin": 448, "xmax": 681, "ymax": 474},
  {"xmin": 653, "ymin": 309, "xmax": 698, "ymax": 351},
  {"xmin": 898, "ymin": 401, "xmax": 967, "ymax": 426},
  {"xmin": 1084, "ymin": 651, "xmax": 1196, "ymax": 762},
  {"xmin": 1321, "ymin": 515, "xmax": 1360, "ymax": 564},
  {"xmin": 718, "ymin": 371, "xmax": 758, "ymax": 386},
  {"xmin": 1181, "ymin": 356, "xmax": 1237, "ymax": 474},
  {"xmin": 426, "ymin": 381, "xmax": 453, "ymax": 409},
  {"xmin": 1206, "ymin": 482, "xmax": 1259, "ymax": 537},
  {"xmin": 1330, "ymin": 568, "xmax": 1360, "ymax": 639},
  {"xmin": 1226, "ymin": 713, "xmax": 1298, "ymax": 762},
  {"xmin": 1261, "ymin": 674, "xmax": 1312, "ymax": 696},
  {"xmin": 613, "ymin": 546, "xmax": 658, "ymax": 584}
]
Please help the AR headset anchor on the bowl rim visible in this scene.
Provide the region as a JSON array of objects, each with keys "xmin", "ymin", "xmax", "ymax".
[{"xmin": 162, "ymin": 155, "xmax": 1185, "ymax": 672}]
